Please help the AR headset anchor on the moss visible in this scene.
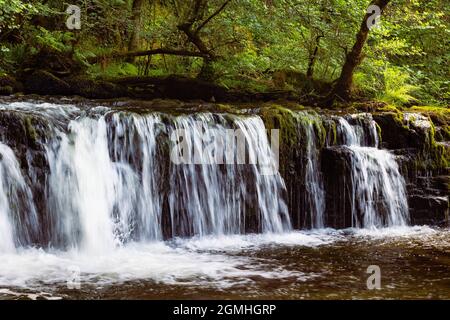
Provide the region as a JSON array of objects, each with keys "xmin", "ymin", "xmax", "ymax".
[
  {"xmin": 376, "ymin": 104, "xmax": 400, "ymax": 113},
  {"xmin": 390, "ymin": 111, "xmax": 411, "ymax": 131},
  {"xmin": 328, "ymin": 121, "xmax": 338, "ymax": 146},
  {"xmin": 407, "ymin": 115, "xmax": 450, "ymax": 171},
  {"xmin": 375, "ymin": 108, "xmax": 448, "ymax": 172},
  {"xmin": 24, "ymin": 116, "xmax": 38, "ymax": 145},
  {"xmin": 259, "ymin": 104, "xmax": 299, "ymax": 148},
  {"xmin": 409, "ymin": 105, "xmax": 450, "ymax": 118},
  {"xmin": 426, "ymin": 121, "xmax": 449, "ymax": 169},
  {"xmin": 441, "ymin": 125, "xmax": 450, "ymax": 141},
  {"xmin": 375, "ymin": 122, "xmax": 382, "ymax": 146},
  {"xmin": 293, "ymin": 111, "xmax": 326, "ymax": 147},
  {"xmin": 215, "ymin": 103, "xmax": 244, "ymax": 114}
]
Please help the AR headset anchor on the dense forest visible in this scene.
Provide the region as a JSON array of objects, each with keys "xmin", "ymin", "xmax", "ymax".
[
  {"xmin": 0, "ymin": 0, "xmax": 450, "ymax": 301},
  {"xmin": 0, "ymin": 0, "xmax": 449, "ymax": 107}
]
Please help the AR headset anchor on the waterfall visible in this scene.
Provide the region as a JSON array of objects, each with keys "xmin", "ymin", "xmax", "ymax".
[
  {"xmin": 336, "ymin": 116, "xmax": 409, "ymax": 228},
  {"xmin": 0, "ymin": 102, "xmax": 414, "ymax": 255},
  {"xmin": 303, "ymin": 120, "xmax": 325, "ymax": 228},
  {"xmin": 0, "ymin": 143, "xmax": 38, "ymax": 252},
  {"xmin": 41, "ymin": 108, "xmax": 290, "ymax": 250},
  {"xmin": 108, "ymin": 113, "xmax": 163, "ymax": 242},
  {"xmin": 168, "ymin": 114, "xmax": 290, "ymax": 237}
]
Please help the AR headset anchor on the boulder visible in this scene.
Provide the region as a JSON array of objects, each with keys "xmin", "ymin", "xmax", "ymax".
[
  {"xmin": 24, "ymin": 70, "xmax": 73, "ymax": 95},
  {"xmin": 65, "ymin": 76, "xmax": 128, "ymax": 99},
  {"xmin": 321, "ymin": 146, "xmax": 354, "ymax": 228},
  {"xmin": 373, "ymin": 113, "xmax": 423, "ymax": 149},
  {"xmin": 408, "ymin": 195, "xmax": 449, "ymax": 226},
  {"xmin": 0, "ymin": 75, "xmax": 23, "ymax": 94}
]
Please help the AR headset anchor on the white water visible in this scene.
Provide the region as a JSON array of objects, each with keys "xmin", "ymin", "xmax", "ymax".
[
  {"xmin": 337, "ymin": 116, "xmax": 409, "ymax": 228},
  {"xmin": 42, "ymin": 109, "xmax": 290, "ymax": 252},
  {"xmin": 0, "ymin": 232, "xmax": 329, "ymax": 289},
  {"xmin": 168, "ymin": 114, "xmax": 290, "ymax": 236},
  {"xmin": 0, "ymin": 143, "xmax": 38, "ymax": 252},
  {"xmin": 0, "ymin": 144, "xmax": 20, "ymax": 253},
  {"xmin": 47, "ymin": 117, "xmax": 121, "ymax": 253},
  {"xmin": 304, "ymin": 121, "xmax": 325, "ymax": 228},
  {"xmin": 0, "ymin": 102, "xmax": 420, "ymax": 292},
  {"xmin": 0, "ymin": 226, "xmax": 442, "ymax": 291}
]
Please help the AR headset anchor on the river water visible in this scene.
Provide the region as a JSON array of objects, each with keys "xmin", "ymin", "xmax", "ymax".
[
  {"xmin": 0, "ymin": 226, "xmax": 448, "ymax": 299},
  {"xmin": 0, "ymin": 101, "xmax": 448, "ymax": 300}
]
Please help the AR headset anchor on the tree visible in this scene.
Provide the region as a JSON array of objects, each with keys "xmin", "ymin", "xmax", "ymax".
[
  {"xmin": 128, "ymin": 0, "xmax": 146, "ymax": 53},
  {"xmin": 174, "ymin": 0, "xmax": 232, "ymax": 80},
  {"xmin": 330, "ymin": 0, "xmax": 391, "ymax": 102}
]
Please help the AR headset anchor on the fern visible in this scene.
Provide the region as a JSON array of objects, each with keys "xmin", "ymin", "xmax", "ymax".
[{"xmin": 378, "ymin": 66, "xmax": 419, "ymax": 105}]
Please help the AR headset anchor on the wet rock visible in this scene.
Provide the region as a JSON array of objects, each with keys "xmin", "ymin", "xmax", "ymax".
[
  {"xmin": 0, "ymin": 75, "xmax": 23, "ymax": 94},
  {"xmin": 373, "ymin": 113, "xmax": 423, "ymax": 149},
  {"xmin": 0, "ymin": 110, "xmax": 53, "ymax": 243},
  {"xmin": 408, "ymin": 195, "xmax": 449, "ymax": 226},
  {"xmin": 321, "ymin": 146, "xmax": 354, "ymax": 228}
]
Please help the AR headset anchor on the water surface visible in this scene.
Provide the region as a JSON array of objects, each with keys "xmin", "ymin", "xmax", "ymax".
[{"xmin": 0, "ymin": 226, "xmax": 448, "ymax": 300}]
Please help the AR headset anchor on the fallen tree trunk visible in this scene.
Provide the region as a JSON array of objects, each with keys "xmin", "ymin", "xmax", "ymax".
[{"xmin": 88, "ymin": 48, "xmax": 208, "ymax": 64}]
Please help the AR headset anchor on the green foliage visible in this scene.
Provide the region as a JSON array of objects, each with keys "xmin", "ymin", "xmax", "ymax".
[
  {"xmin": 88, "ymin": 62, "xmax": 139, "ymax": 78},
  {"xmin": 0, "ymin": 0, "xmax": 448, "ymax": 106},
  {"xmin": 34, "ymin": 28, "xmax": 74, "ymax": 52},
  {"xmin": 0, "ymin": 0, "xmax": 38, "ymax": 32},
  {"xmin": 377, "ymin": 66, "xmax": 419, "ymax": 106}
]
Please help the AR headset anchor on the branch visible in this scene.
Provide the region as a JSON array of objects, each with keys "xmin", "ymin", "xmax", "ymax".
[
  {"xmin": 195, "ymin": 0, "xmax": 231, "ymax": 34},
  {"xmin": 88, "ymin": 48, "xmax": 207, "ymax": 63}
]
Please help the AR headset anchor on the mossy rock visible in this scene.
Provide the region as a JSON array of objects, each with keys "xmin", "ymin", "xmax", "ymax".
[
  {"xmin": 0, "ymin": 75, "xmax": 23, "ymax": 93},
  {"xmin": 24, "ymin": 70, "xmax": 73, "ymax": 95},
  {"xmin": 22, "ymin": 48, "xmax": 85, "ymax": 75},
  {"xmin": 65, "ymin": 76, "xmax": 128, "ymax": 99},
  {"xmin": 0, "ymin": 86, "xmax": 14, "ymax": 96},
  {"xmin": 373, "ymin": 112, "xmax": 423, "ymax": 150}
]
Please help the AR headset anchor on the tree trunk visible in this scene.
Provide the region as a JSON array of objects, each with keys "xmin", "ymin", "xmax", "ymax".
[
  {"xmin": 176, "ymin": 0, "xmax": 231, "ymax": 81},
  {"xmin": 331, "ymin": 0, "xmax": 390, "ymax": 101},
  {"xmin": 306, "ymin": 35, "xmax": 323, "ymax": 80},
  {"xmin": 128, "ymin": 0, "xmax": 145, "ymax": 54},
  {"xmin": 88, "ymin": 48, "xmax": 208, "ymax": 64}
]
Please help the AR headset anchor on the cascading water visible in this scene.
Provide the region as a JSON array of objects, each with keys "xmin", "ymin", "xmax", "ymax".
[
  {"xmin": 302, "ymin": 118, "xmax": 325, "ymax": 228},
  {"xmin": 0, "ymin": 103, "xmax": 413, "ymax": 249},
  {"xmin": 108, "ymin": 113, "xmax": 163, "ymax": 241},
  {"xmin": 0, "ymin": 143, "xmax": 38, "ymax": 252},
  {"xmin": 336, "ymin": 116, "xmax": 410, "ymax": 228},
  {"xmin": 168, "ymin": 114, "xmax": 290, "ymax": 237},
  {"xmin": 33, "ymin": 106, "xmax": 291, "ymax": 252},
  {"xmin": 0, "ymin": 143, "xmax": 23, "ymax": 252},
  {"xmin": 47, "ymin": 116, "xmax": 124, "ymax": 252},
  {"xmin": 0, "ymin": 102, "xmax": 421, "ymax": 295}
]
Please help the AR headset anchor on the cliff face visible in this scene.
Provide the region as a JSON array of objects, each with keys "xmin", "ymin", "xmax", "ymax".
[
  {"xmin": 256, "ymin": 105, "xmax": 448, "ymax": 228},
  {"xmin": 0, "ymin": 99, "xmax": 447, "ymax": 247},
  {"xmin": 374, "ymin": 111, "xmax": 449, "ymax": 226}
]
